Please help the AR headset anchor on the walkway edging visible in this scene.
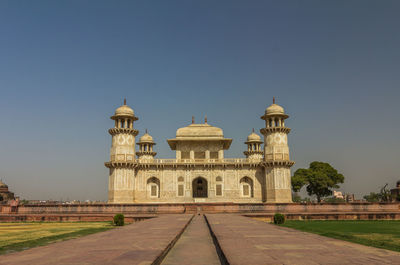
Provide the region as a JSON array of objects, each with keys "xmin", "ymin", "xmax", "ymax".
[
  {"xmin": 152, "ymin": 214, "xmax": 195, "ymax": 265},
  {"xmin": 204, "ymin": 214, "xmax": 229, "ymax": 265}
]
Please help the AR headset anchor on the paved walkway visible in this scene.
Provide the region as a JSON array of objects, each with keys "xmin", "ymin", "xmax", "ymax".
[
  {"xmin": 206, "ymin": 214, "xmax": 400, "ymax": 265},
  {"xmin": 162, "ymin": 214, "xmax": 220, "ymax": 265},
  {"xmin": 0, "ymin": 214, "xmax": 193, "ymax": 265},
  {"xmin": 2, "ymin": 214, "xmax": 400, "ymax": 264}
]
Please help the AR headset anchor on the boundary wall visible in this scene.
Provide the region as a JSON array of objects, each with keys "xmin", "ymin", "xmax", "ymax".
[{"xmin": 1, "ymin": 202, "xmax": 399, "ymax": 221}]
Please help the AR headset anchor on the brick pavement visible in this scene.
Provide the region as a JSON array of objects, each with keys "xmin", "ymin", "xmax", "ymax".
[{"xmin": 205, "ymin": 214, "xmax": 400, "ymax": 265}]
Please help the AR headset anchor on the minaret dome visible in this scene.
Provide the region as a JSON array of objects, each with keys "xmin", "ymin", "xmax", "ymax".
[
  {"xmin": 244, "ymin": 129, "xmax": 263, "ymax": 160},
  {"xmin": 139, "ymin": 131, "xmax": 154, "ymax": 143},
  {"xmin": 136, "ymin": 129, "xmax": 157, "ymax": 160}
]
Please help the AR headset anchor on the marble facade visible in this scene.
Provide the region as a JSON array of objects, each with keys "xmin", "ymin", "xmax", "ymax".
[{"xmin": 105, "ymin": 98, "xmax": 294, "ymax": 203}]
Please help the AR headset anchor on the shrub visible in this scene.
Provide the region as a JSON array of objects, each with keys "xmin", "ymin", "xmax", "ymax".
[
  {"xmin": 113, "ymin": 214, "xmax": 125, "ymax": 226},
  {"xmin": 273, "ymin": 213, "xmax": 285, "ymax": 224}
]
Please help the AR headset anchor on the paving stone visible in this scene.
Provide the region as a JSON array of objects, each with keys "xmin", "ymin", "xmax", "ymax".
[
  {"xmin": 206, "ymin": 214, "xmax": 400, "ymax": 265},
  {"xmin": 162, "ymin": 214, "xmax": 220, "ymax": 265},
  {"xmin": 0, "ymin": 214, "xmax": 193, "ymax": 265}
]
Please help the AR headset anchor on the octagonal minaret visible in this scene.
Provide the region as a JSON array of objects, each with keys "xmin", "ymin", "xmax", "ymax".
[
  {"xmin": 244, "ymin": 129, "xmax": 263, "ymax": 161},
  {"xmin": 136, "ymin": 129, "xmax": 157, "ymax": 161},
  {"xmin": 105, "ymin": 99, "xmax": 139, "ymax": 203},
  {"xmin": 260, "ymin": 98, "xmax": 295, "ymax": 203}
]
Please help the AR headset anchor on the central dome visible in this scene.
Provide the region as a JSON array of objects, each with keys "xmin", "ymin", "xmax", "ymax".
[
  {"xmin": 176, "ymin": 123, "xmax": 224, "ymax": 138},
  {"xmin": 168, "ymin": 121, "xmax": 232, "ymax": 150}
]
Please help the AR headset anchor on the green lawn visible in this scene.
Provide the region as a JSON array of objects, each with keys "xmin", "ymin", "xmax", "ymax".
[
  {"xmin": 0, "ymin": 222, "xmax": 114, "ymax": 255},
  {"xmin": 280, "ymin": 220, "xmax": 400, "ymax": 252}
]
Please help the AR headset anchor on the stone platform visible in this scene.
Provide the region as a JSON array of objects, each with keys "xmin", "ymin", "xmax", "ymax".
[{"xmin": 1, "ymin": 214, "xmax": 400, "ymax": 264}]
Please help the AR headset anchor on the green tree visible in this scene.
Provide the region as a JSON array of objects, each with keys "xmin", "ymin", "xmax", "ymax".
[
  {"xmin": 324, "ymin": 197, "xmax": 346, "ymax": 203},
  {"xmin": 363, "ymin": 192, "xmax": 380, "ymax": 202},
  {"xmin": 291, "ymin": 168, "xmax": 308, "ymax": 192},
  {"xmin": 291, "ymin": 161, "xmax": 345, "ymax": 202},
  {"xmin": 379, "ymin": 184, "xmax": 391, "ymax": 202},
  {"xmin": 363, "ymin": 184, "xmax": 392, "ymax": 202}
]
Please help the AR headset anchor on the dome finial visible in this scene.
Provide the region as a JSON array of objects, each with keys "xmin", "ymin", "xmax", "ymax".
[
  {"xmin": 273, "ymin": 97, "xmax": 275, "ymax": 104},
  {"xmin": 145, "ymin": 128, "xmax": 148, "ymax": 134},
  {"xmin": 205, "ymin": 115, "xmax": 207, "ymax": 124},
  {"xmin": 252, "ymin": 128, "xmax": 255, "ymax": 133},
  {"xmin": 192, "ymin": 116, "xmax": 195, "ymax": 124},
  {"xmin": 124, "ymin": 98, "xmax": 127, "ymax": 105}
]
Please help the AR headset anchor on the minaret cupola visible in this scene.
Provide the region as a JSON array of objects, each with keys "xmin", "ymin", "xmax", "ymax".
[
  {"xmin": 244, "ymin": 129, "xmax": 263, "ymax": 160},
  {"xmin": 111, "ymin": 98, "xmax": 138, "ymax": 129},
  {"xmin": 105, "ymin": 99, "xmax": 139, "ymax": 203},
  {"xmin": 136, "ymin": 129, "xmax": 157, "ymax": 160},
  {"xmin": 260, "ymin": 97, "xmax": 295, "ymax": 203},
  {"xmin": 261, "ymin": 97, "xmax": 289, "ymax": 128},
  {"xmin": 260, "ymin": 97, "xmax": 293, "ymax": 162}
]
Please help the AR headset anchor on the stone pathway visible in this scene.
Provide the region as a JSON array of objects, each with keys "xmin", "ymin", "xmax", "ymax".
[
  {"xmin": 0, "ymin": 214, "xmax": 192, "ymax": 265},
  {"xmin": 206, "ymin": 214, "xmax": 400, "ymax": 265},
  {"xmin": 1, "ymin": 213, "xmax": 400, "ymax": 264},
  {"xmin": 162, "ymin": 214, "xmax": 221, "ymax": 265}
]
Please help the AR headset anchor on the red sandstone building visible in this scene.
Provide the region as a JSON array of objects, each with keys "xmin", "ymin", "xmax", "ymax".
[{"xmin": 0, "ymin": 180, "xmax": 15, "ymax": 202}]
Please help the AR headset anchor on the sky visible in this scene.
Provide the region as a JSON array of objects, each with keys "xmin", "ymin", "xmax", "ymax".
[{"xmin": 0, "ymin": 0, "xmax": 399, "ymax": 201}]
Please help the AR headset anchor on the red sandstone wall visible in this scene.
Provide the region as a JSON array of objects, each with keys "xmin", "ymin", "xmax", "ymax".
[
  {"xmin": 1, "ymin": 203, "xmax": 400, "ymax": 222},
  {"xmin": 11, "ymin": 202, "xmax": 400, "ymax": 214}
]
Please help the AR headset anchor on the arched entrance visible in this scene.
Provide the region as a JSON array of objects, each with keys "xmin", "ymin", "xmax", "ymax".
[{"xmin": 192, "ymin": 177, "xmax": 208, "ymax": 198}]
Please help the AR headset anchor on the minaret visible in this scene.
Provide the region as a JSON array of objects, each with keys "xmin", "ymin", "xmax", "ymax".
[
  {"xmin": 244, "ymin": 129, "xmax": 263, "ymax": 161},
  {"xmin": 260, "ymin": 98, "xmax": 295, "ymax": 203},
  {"xmin": 105, "ymin": 99, "xmax": 139, "ymax": 203},
  {"xmin": 136, "ymin": 129, "xmax": 157, "ymax": 161}
]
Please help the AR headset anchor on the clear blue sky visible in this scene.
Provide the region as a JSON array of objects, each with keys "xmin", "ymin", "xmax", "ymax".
[{"xmin": 1, "ymin": 0, "xmax": 399, "ymax": 201}]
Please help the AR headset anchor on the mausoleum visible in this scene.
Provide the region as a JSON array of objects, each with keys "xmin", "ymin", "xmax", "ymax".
[{"xmin": 105, "ymin": 98, "xmax": 294, "ymax": 203}]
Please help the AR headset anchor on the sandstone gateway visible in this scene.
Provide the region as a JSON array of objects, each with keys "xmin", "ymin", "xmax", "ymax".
[{"xmin": 105, "ymin": 98, "xmax": 294, "ymax": 203}]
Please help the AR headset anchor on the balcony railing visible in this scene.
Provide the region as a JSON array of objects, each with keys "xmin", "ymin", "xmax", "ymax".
[{"xmin": 139, "ymin": 158, "xmax": 257, "ymax": 164}]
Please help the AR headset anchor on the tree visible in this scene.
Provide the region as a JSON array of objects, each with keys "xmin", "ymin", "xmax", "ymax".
[
  {"xmin": 291, "ymin": 161, "xmax": 345, "ymax": 203},
  {"xmin": 363, "ymin": 192, "xmax": 380, "ymax": 202},
  {"xmin": 379, "ymin": 184, "xmax": 391, "ymax": 202},
  {"xmin": 291, "ymin": 169, "xmax": 308, "ymax": 192},
  {"xmin": 324, "ymin": 197, "xmax": 346, "ymax": 203},
  {"xmin": 363, "ymin": 184, "xmax": 392, "ymax": 202}
]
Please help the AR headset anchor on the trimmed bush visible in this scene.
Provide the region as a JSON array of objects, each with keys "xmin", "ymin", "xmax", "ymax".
[
  {"xmin": 113, "ymin": 214, "xmax": 125, "ymax": 226},
  {"xmin": 273, "ymin": 213, "xmax": 285, "ymax": 224}
]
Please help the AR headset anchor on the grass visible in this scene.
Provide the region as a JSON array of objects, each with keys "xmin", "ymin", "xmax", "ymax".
[
  {"xmin": 0, "ymin": 222, "xmax": 114, "ymax": 255},
  {"xmin": 278, "ymin": 220, "xmax": 400, "ymax": 252}
]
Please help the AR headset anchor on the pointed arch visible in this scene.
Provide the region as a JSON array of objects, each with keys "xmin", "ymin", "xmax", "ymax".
[
  {"xmin": 192, "ymin": 177, "xmax": 208, "ymax": 198},
  {"xmin": 177, "ymin": 176, "xmax": 184, "ymax": 197},
  {"xmin": 240, "ymin": 177, "xmax": 254, "ymax": 198},
  {"xmin": 215, "ymin": 176, "xmax": 223, "ymax": 196},
  {"xmin": 147, "ymin": 177, "xmax": 160, "ymax": 198}
]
